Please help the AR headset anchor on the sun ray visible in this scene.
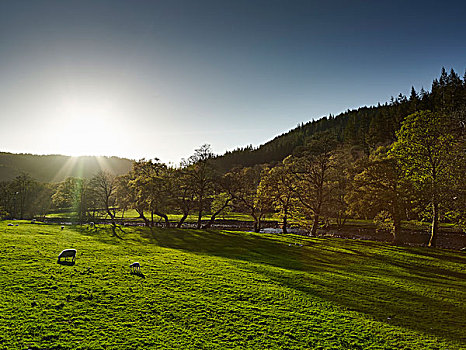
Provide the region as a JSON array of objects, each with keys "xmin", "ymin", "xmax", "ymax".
[
  {"xmin": 52, "ymin": 156, "xmax": 78, "ymax": 183},
  {"xmin": 95, "ymin": 156, "xmax": 111, "ymax": 174}
]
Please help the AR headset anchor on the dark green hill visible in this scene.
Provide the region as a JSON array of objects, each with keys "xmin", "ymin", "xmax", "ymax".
[
  {"xmin": 0, "ymin": 152, "xmax": 133, "ymax": 182},
  {"xmin": 213, "ymin": 67, "xmax": 466, "ymax": 172}
]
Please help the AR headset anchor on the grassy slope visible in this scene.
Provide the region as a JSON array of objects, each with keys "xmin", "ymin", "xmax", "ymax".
[{"xmin": 0, "ymin": 222, "xmax": 465, "ymax": 350}]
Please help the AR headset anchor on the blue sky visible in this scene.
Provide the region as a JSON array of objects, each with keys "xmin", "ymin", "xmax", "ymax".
[{"xmin": 0, "ymin": 0, "xmax": 465, "ymax": 163}]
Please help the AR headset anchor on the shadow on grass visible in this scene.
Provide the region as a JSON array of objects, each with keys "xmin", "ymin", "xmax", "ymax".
[
  {"xmin": 403, "ymin": 246, "xmax": 466, "ymax": 265},
  {"xmin": 139, "ymin": 227, "xmax": 323, "ymax": 272},
  {"xmin": 77, "ymin": 226, "xmax": 126, "ymax": 245},
  {"xmin": 65, "ymin": 225, "xmax": 465, "ymax": 345},
  {"xmin": 57, "ymin": 260, "xmax": 75, "ymax": 266},
  {"xmin": 130, "ymin": 271, "xmax": 145, "ymax": 279},
  {"xmin": 239, "ymin": 259, "xmax": 466, "ymax": 345},
  {"xmin": 35, "ymin": 230, "xmax": 56, "ymax": 235},
  {"xmin": 135, "ymin": 227, "xmax": 466, "ymax": 345}
]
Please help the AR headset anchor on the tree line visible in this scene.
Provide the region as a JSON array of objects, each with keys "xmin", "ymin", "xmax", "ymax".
[{"xmin": 0, "ymin": 68, "xmax": 464, "ymax": 247}]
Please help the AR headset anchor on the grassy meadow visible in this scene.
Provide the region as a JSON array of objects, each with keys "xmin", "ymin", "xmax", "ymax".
[{"xmin": 0, "ymin": 221, "xmax": 465, "ymax": 349}]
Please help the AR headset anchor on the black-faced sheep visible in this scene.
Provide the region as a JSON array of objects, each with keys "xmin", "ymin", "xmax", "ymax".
[{"xmin": 57, "ymin": 249, "xmax": 77, "ymax": 263}]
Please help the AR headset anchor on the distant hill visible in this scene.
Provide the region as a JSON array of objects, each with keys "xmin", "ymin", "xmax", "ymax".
[
  {"xmin": 0, "ymin": 153, "xmax": 133, "ymax": 182},
  {"xmin": 2, "ymin": 68, "xmax": 464, "ymax": 180},
  {"xmin": 212, "ymin": 67, "xmax": 466, "ymax": 172}
]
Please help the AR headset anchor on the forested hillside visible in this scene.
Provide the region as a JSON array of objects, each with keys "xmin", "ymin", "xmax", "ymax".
[
  {"xmin": 0, "ymin": 153, "xmax": 132, "ymax": 182},
  {"xmin": 213, "ymin": 68, "xmax": 466, "ymax": 171}
]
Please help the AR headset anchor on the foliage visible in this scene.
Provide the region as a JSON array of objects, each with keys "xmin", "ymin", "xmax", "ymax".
[
  {"xmin": 119, "ymin": 159, "xmax": 172, "ymax": 227},
  {"xmin": 257, "ymin": 162, "xmax": 297, "ymax": 233},
  {"xmin": 225, "ymin": 165, "xmax": 271, "ymax": 232},
  {"xmin": 323, "ymin": 147, "xmax": 360, "ymax": 229},
  {"xmin": 169, "ymin": 168, "xmax": 197, "ymax": 228},
  {"xmin": 348, "ymin": 146, "xmax": 411, "ymax": 243},
  {"xmin": 0, "ymin": 173, "xmax": 53, "ymax": 220},
  {"xmin": 52, "ymin": 177, "xmax": 90, "ymax": 223},
  {"xmin": 210, "ymin": 192, "xmax": 233, "ymax": 220},
  {"xmin": 182, "ymin": 145, "xmax": 217, "ymax": 229},
  {"xmin": 288, "ymin": 133, "xmax": 338, "ymax": 235},
  {"xmin": 373, "ymin": 210, "xmax": 395, "ymax": 233},
  {"xmin": 89, "ymin": 171, "xmax": 119, "ymax": 235},
  {"xmin": 391, "ymin": 110, "xmax": 463, "ymax": 246}
]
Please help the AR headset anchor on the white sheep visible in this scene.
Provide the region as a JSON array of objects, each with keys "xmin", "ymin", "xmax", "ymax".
[
  {"xmin": 130, "ymin": 262, "xmax": 141, "ymax": 273},
  {"xmin": 57, "ymin": 249, "xmax": 77, "ymax": 263},
  {"xmin": 61, "ymin": 226, "xmax": 65, "ymax": 230}
]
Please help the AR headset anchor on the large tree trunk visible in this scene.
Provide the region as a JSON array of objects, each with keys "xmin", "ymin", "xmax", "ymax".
[
  {"xmin": 197, "ymin": 195, "xmax": 203, "ymax": 229},
  {"xmin": 78, "ymin": 196, "xmax": 84, "ymax": 225},
  {"xmin": 310, "ymin": 212, "xmax": 320, "ymax": 236},
  {"xmin": 137, "ymin": 210, "xmax": 150, "ymax": 227},
  {"xmin": 154, "ymin": 210, "xmax": 170, "ymax": 228},
  {"xmin": 253, "ymin": 221, "xmax": 259, "ymax": 232},
  {"xmin": 107, "ymin": 208, "xmax": 120, "ymax": 238},
  {"xmin": 392, "ymin": 212, "xmax": 402, "ymax": 244},
  {"xmin": 282, "ymin": 210, "xmax": 288, "ymax": 234},
  {"xmin": 252, "ymin": 213, "xmax": 259, "ymax": 233},
  {"xmin": 392, "ymin": 198, "xmax": 402, "ymax": 244},
  {"xmin": 429, "ymin": 201, "xmax": 439, "ymax": 247},
  {"xmin": 203, "ymin": 198, "xmax": 231, "ymax": 229},
  {"xmin": 107, "ymin": 208, "xmax": 115, "ymax": 223},
  {"xmin": 177, "ymin": 212, "xmax": 189, "ymax": 228},
  {"xmin": 257, "ymin": 214, "xmax": 264, "ymax": 233}
]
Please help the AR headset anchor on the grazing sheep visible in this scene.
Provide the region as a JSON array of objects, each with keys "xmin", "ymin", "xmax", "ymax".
[
  {"xmin": 130, "ymin": 262, "xmax": 141, "ymax": 273},
  {"xmin": 89, "ymin": 222, "xmax": 95, "ymax": 228},
  {"xmin": 7, "ymin": 223, "xmax": 14, "ymax": 226},
  {"xmin": 57, "ymin": 249, "xmax": 77, "ymax": 263},
  {"xmin": 61, "ymin": 226, "xmax": 65, "ymax": 230}
]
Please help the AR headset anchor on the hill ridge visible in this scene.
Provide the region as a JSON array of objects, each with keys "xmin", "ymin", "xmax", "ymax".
[{"xmin": 0, "ymin": 152, "xmax": 133, "ymax": 182}]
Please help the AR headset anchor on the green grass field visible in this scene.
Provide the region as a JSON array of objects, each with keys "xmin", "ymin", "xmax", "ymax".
[{"xmin": 0, "ymin": 221, "xmax": 465, "ymax": 349}]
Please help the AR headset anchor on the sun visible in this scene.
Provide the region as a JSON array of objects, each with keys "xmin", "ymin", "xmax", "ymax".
[{"xmin": 54, "ymin": 94, "xmax": 123, "ymax": 156}]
